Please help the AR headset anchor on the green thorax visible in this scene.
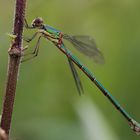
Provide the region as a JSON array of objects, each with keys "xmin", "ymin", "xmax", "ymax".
[{"xmin": 44, "ymin": 24, "xmax": 61, "ymax": 38}]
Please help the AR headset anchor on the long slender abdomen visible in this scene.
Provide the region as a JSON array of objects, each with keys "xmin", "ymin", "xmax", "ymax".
[{"xmin": 58, "ymin": 43, "xmax": 132, "ymax": 123}]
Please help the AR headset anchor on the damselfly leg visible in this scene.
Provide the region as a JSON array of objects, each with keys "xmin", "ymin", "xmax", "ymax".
[
  {"xmin": 21, "ymin": 35, "xmax": 42, "ymax": 62},
  {"xmin": 23, "ymin": 32, "xmax": 40, "ymax": 43},
  {"xmin": 24, "ymin": 18, "xmax": 34, "ymax": 29}
]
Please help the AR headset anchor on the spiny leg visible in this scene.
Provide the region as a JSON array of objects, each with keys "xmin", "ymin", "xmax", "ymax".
[
  {"xmin": 24, "ymin": 18, "xmax": 34, "ymax": 29},
  {"xmin": 23, "ymin": 32, "xmax": 40, "ymax": 43},
  {"xmin": 23, "ymin": 18, "xmax": 40, "ymax": 52},
  {"xmin": 21, "ymin": 35, "xmax": 42, "ymax": 62},
  {"xmin": 22, "ymin": 32, "xmax": 40, "ymax": 56}
]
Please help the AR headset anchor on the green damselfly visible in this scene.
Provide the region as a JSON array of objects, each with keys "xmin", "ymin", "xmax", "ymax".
[{"xmin": 23, "ymin": 17, "xmax": 140, "ymax": 135}]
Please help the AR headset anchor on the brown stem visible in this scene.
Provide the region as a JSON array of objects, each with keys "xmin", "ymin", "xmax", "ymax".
[
  {"xmin": 0, "ymin": 128, "xmax": 8, "ymax": 140},
  {"xmin": 0, "ymin": 0, "xmax": 26, "ymax": 138}
]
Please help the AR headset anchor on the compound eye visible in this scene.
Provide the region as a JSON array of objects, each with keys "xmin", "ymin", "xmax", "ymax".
[
  {"xmin": 37, "ymin": 20, "xmax": 41, "ymax": 24},
  {"xmin": 31, "ymin": 17, "xmax": 43, "ymax": 28}
]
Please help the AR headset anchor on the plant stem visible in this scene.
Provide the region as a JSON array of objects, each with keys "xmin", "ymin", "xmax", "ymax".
[
  {"xmin": 0, "ymin": 128, "xmax": 8, "ymax": 140},
  {"xmin": 0, "ymin": 0, "xmax": 26, "ymax": 137}
]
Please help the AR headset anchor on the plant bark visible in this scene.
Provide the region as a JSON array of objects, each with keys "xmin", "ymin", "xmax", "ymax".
[{"xmin": 0, "ymin": 0, "xmax": 26, "ymax": 138}]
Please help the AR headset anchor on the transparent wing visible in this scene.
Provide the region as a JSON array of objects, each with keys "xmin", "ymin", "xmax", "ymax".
[
  {"xmin": 68, "ymin": 58, "xmax": 84, "ymax": 95},
  {"xmin": 63, "ymin": 34, "xmax": 104, "ymax": 64},
  {"xmin": 61, "ymin": 43, "xmax": 84, "ymax": 95}
]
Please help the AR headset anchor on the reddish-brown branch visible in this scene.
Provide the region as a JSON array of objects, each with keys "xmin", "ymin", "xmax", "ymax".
[
  {"xmin": 0, "ymin": 128, "xmax": 8, "ymax": 140},
  {"xmin": 0, "ymin": 0, "xmax": 26, "ymax": 138}
]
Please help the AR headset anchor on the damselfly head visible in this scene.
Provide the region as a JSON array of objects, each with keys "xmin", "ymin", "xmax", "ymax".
[{"xmin": 31, "ymin": 17, "xmax": 44, "ymax": 28}]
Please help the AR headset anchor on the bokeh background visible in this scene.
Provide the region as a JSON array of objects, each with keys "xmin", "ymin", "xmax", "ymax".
[{"xmin": 1, "ymin": 0, "xmax": 140, "ymax": 140}]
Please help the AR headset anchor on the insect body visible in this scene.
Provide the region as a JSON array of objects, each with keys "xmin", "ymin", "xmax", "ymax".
[{"xmin": 24, "ymin": 17, "xmax": 140, "ymax": 135}]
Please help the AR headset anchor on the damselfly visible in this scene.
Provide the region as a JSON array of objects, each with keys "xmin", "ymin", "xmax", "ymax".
[{"xmin": 23, "ymin": 17, "xmax": 140, "ymax": 135}]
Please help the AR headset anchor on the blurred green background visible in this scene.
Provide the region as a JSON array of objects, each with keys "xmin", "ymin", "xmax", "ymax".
[{"xmin": 0, "ymin": 0, "xmax": 140, "ymax": 140}]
